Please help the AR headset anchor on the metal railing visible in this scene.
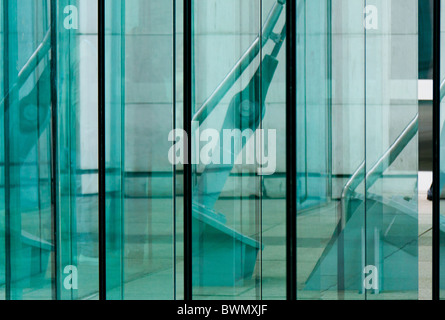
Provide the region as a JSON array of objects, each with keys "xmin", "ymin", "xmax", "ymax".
[
  {"xmin": 340, "ymin": 113, "xmax": 419, "ymax": 228},
  {"xmin": 0, "ymin": 29, "xmax": 51, "ymax": 108},
  {"xmin": 192, "ymin": 0, "xmax": 287, "ymax": 125}
]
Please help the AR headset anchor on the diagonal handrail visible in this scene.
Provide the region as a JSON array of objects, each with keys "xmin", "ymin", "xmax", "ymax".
[
  {"xmin": 340, "ymin": 114, "xmax": 419, "ymax": 228},
  {"xmin": 192, "ymin": 0, "xmax": 287, "ymax": 125},
  {"xmin": 441, "ymin": 79, "xmax": 445, "ymax": 101},
  {"xmin": 0, "ymin": 29, "xmax": 51, "ymax": 108},
  {"xmin": 306, "ymin": 112, "xmax": 419, "ymax": 288},
  {"xmin": 344, "ymin": 74, "xmax": 445, "ymax": 214}
]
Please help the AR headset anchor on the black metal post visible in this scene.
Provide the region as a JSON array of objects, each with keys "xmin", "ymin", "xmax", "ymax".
[
  {"xmin": 286, "ymin": 0, "xmax": 297, "ymax": 301},
  {"xmin": 49, "ymin": 0, "xmax": 59, "ymax": 300},
  {"xmin": 183, "ymin": 0, "xmax": 193, "ymax": 301},
  {"xmin": 98, "ymin": 0, "xmax": 107, "ymax": 301}
]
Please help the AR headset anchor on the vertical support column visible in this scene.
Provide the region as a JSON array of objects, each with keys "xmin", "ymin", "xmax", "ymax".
[
  {"xmin": 433, "ymin": 0, "xmax": 441, "ymax": 302},
  {"xmin": 98, "ymin": 0, "xmax": 106, "ymax": 301},
  {"xmin": 286, "ymin": 0, "xmax": 297, "ymax": 301},
  {"xmin": 183, "ymin": 0, "xmax": 193, "ymax": 301},
  {"xmin": 49, "ymin": 0, "xmax": 59, "ymax": 300}
]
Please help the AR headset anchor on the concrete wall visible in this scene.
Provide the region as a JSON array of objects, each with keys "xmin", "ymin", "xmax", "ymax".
[{"xmin": 76, "ymin": 0, "xmax": 418, "ymax": 199}]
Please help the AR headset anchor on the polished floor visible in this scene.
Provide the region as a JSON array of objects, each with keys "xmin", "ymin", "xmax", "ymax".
[
  {"xmin": 0, "ymin": 173, "xmax": 435, "ymax": 299},
  {"xmin": 418, "ymin": 173, "xmax": 433, "ymax": 301}
]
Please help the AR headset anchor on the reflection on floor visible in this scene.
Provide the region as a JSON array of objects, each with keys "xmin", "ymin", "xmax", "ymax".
[
  {"xmin": 0, "ymin": 190, "xmax": 433, "ymax": 300},
  {"xmin": 418, "ymin": 188, "xmax": 432, "ymax": 300}
]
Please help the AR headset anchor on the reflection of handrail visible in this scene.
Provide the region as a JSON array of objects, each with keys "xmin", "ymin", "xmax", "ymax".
[
  {"xmin": 340, "ymin": 114, "xmax": 419, "ymax": 226},
  {"xmin": 0, "ymin": 29, "xmax": 51, "ymax": 107},
  {"xmin": 192, "ymin": 0, "xmax": 287, "ymax": 124},
  {"xmin": 343, "ymin": 78, "xmax": 443, "ymax": 207},
  {"xmin": 366, "ymin": 115, "xmax": 419, "ymax": 190},
  {"xmin": 441, "ymin": 80, "xmax": 445, "ymax": 101}
]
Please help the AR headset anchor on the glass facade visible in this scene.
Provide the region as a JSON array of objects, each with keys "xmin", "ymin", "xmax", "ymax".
[
  {"xmin": 296, "ymin": 0, "xmax": 419, "ymax": 300},
  {"xmin": 0, "ymin": 0, "xmax": 442, "ymax": 301},
  {"xmin": 0, "ymin": 0, "xmax": 100, "ymax": 300},
  {"xmin": 104, "ymin": 0, "xmax": 177, "ymax": 300},
  {"xmin": 191, "ymin": 0, "xmax": 286, "ymax": 300}
]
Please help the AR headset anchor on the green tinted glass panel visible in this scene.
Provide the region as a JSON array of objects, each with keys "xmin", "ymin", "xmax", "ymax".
[
  {"xmin": 261, "ymin": 0, "xmax": 286, "ymax": 300},
  {"xmin": 191, "ymin": 0, "xmax": 287, "ymax": 300},
  {"xmin": 0, "ymin": 0, "xmax": 99, "ymax": 300},
  {"xmin": 105, "ymin": 0, "xmax": 177, "ymax": 300},
  {"xmin": 56, "ymin": 0, "xmax": 99, "ymax": 300},
  {"xmin": 105, "ymin": 0, "xmax": 124, "ymax": 299},
  {"xmin": 296, "ymin": 0, "xmax": 331, "ymax": 211},
  {"xmin": 296, "ymin": 0, "xmax": 345, "ymax": 300},
  {"xmin": 0, "ymin": 0, "xmax": 424, "ymax": 301},
  {"xmin": 2, "ymin": 0, "xmax": 54, "ymax": 299},
  {"xmin": 364, "ymin": 0, "xmax": 418, "ymax": 300},
  {"xmin": 298, "ymin": 0, "xmax": 418, "ymax": 300}
]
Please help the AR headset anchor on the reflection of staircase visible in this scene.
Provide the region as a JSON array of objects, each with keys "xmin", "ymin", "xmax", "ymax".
[
  {"xmin": 0, "ymin": 231, "xmax": 54, "ymax": 285},
  {"xmin": 192, "ymin": 203, "xmax": 263, "ymax": 287},
  {"xmin": 305, "ymin": 193, "xmax": 418, "ymax": 292},
  {"xmin": 1, "ymin": 25, "xmax": 54, "ymax": 286},
  {"xmin": 304, "ymin": 113, "xmax": 419, "ymax": 294},
  {"xmin": 190, "ymin": 0, "xmax": 288, "ymax": 287}
]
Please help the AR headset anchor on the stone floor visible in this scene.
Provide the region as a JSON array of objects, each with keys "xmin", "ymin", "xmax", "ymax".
[
  {"xmin": 0, "ymin": 175, "xmax": 436, "ymax": 299},
  {"xmin": 418, "ymin": 178, "xmax": 433, "ymax": 300}
]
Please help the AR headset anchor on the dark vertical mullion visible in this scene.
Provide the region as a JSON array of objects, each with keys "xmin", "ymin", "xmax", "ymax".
[
  {"xmin": 183, "ymin": 0, "xmax": 193, "ymax": 301},
  {"xmin": 433, "ymin": 0, "xmax": 441, "ymax": 302},
  {"xmin": 2, "ymin": 0, "xmax": 11, "ymax": 301},
  {"xmin": 286, "ymin": 0, "xmax": 297, "ymax": 301},
  {"xmin": 98, "ymin": 0, "xmax": 107, "ymax": 301},
  {"xmin": 49, "ymin": 0, "xmax": 59, "ymax": 300}
]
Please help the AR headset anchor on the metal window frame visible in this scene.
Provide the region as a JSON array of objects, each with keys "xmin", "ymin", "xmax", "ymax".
[
  {"xmin": 286, "ymin": 0, "xmax": 297, "ymax": 301},
  {"xmin": 183, "ymin": 0, "xmax": 193, "ymax": 301},
  {"xmin": 98, "ymin": 0, "xmax": 107, "ymax": 301},
  {"xmin": 49, "ymin": 0, "xmax": 59, "ymax": 301}
]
